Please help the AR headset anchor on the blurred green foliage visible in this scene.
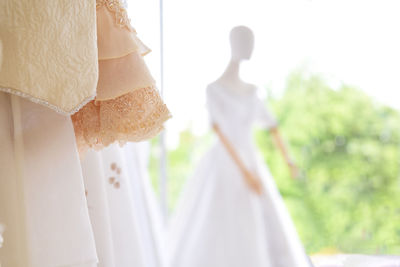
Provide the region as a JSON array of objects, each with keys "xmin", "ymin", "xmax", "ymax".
[{"xmin": 150, "ymin": 72, "xmax": 400, "ymax": 254}]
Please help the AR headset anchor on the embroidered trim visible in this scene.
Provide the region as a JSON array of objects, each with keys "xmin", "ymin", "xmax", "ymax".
[
  {"xmin": 96, "ymin": 0, "xmax": 135, "ymax": 32},
  {"xmin": 72, "ymin": 85, "xmax": 171, "ymax": 154},
  {"xmin": 109, "ymin": 162, "xmax": 122, "ymax": 189},
  {"xmin": 0, "ymin": 86, "xmax": 96, "ymax": 115}
]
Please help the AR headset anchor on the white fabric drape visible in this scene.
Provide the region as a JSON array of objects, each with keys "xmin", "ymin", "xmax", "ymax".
[
  {"xmin": 0, "ymin": 92, "xmax": 98, "ymax": 267},
  {"xmin": 81, "ymin": 143, "xmax": 166, "ymax": 267},
  {"xmin": 124, "ymin": 143, "xmax": 167, "ymax": 267},
  {"xmin": 0, "ymin": 92, "xmax": 166, "ymax": 267}
]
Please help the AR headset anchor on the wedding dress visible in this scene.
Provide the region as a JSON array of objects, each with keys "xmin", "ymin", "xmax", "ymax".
[
  {"xmin": 0, "ymin": 0, "xmax": 169, "ymax": 266},
  {"xmin": 169, "ymin": 83, "xmax": 312, "ymax": 267},
  {"xmin": 81, "ymin": 142, "xmax": 165, "ymax": 267},
  {"xmin": 123, "ymin": 143, "xmax": 167, "ymax": 267},
  {"xmin": 75, "ymin": 2, "xmax": 168, "ymax": 265},
  {"xmin": 81, "ymin": 145, "xmax": 146, "ymax": 267},
  {"xmin": 0, "ymin": 93, "xmax": 97, "ymax": 267}
]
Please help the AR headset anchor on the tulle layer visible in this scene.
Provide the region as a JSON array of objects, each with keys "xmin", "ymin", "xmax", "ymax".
[
  {"xmin": 72, "ymin": 86, "xmax": 171, "ymax": 154},
  {"xmin": 96, "ymin": 51, "xmax": 155, "ymax": 101},
  {"xmin": 96, "ymin": 2, "xmax": 150, "ymax": 60}
]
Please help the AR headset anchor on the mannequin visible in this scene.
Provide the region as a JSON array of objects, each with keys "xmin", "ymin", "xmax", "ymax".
[
  {"xmin": 212, "ymin": 25, "xmax": 298, "ymax": 194},
  {"xmin": 169, "ymin": 26, "xmax": 312, "ymax": 267}
]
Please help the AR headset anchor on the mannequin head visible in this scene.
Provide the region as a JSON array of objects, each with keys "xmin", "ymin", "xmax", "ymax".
[{"xmin": 229, "ymin": 26, "xmax": 254, "ymax": 62}]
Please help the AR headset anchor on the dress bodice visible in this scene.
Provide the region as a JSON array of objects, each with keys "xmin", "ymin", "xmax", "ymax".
[{"xmin": 206, "ymin": 83, "xmax": 277, "ymax": 145}]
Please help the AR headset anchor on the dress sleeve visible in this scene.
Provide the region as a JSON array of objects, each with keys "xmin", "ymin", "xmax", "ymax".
[
  {"xmin": 253, "ymin": 95, "xmax": 278, "ymax": 130},
  {"xmin": 71, "ymin": 0, "xmax": 171, "ymax": 155}
]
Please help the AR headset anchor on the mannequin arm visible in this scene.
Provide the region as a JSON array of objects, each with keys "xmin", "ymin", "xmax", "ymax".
[
  {"xmin": 212, "ymin": 123, "xmax": 263, "ymax": 195},
  {"xmin": 270, "ymin": 127, "xmax": 298, "ymax": 179}
]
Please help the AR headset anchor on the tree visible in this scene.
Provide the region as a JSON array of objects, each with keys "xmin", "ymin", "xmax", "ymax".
[
  {"xmin": 257, "ymin": 72, "xmax": 400, "ymax": 254},
  {"xmin": 152, "ymin": 71, "xmax": 400, "ymax": 254}
]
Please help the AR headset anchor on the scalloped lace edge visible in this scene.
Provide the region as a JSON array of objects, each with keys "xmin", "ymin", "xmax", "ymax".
[{"xmin": 0, "ymin": 86, "xmax": 96, "ymax": 115}]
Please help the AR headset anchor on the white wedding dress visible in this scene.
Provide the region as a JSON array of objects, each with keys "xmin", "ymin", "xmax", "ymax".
[
  {"xmin": 0, "ymin": 92, "xmax": 166, "ymax": 267},
  {"xmin": 81, "ymin": 143, "xmax": 166, "ymax": 267},
  {"xmin": 0, "ymin": 93, "xmax": 97, "ymax": 267},
  {"xmin": 169, "ymin": 83, "xmax": 312, "ymax": 267}
]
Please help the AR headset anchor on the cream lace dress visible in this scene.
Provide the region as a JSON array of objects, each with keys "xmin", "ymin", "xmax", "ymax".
[
  {"xmin": 0, "ymin": 2, "xmax": 98, "ymax": 266},
  {"xmin": 76, "ymin": 3, "xmax": 169, "ymax": 266},
  {"xmin": 0, "ymin": 1, "xmax": 169, "ymax": 266}
]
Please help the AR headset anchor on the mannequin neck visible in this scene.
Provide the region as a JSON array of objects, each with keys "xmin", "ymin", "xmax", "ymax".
[
  {"xmin": 218, "ymin": 59, "xmax": 242, "ymax": 84},
  {"xmin": 213, "ymin": 58, "xmax": 255, "ymax": 94}
]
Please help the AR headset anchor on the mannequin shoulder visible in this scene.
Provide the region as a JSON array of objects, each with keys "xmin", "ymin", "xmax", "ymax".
[
  {"xmin": 206, "ymin": 82, "xmax": 220, "ymax": 95},
  {"xmin": 243, "ymin": 83, "xmax": 257, "ymax": 93}
]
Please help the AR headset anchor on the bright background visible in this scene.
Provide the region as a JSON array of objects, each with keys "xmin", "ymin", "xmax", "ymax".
[
  {"xmin": 129, "ymin": 0, "xmax": 400, "ymax": 143},
  {"xmin": 128, "ymin": 0, "xmax": 400, "ymax": 255}
]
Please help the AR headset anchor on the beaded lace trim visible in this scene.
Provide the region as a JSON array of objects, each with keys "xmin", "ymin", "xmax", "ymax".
[
  {"xmin": 0, "ymin": 86, "xmax": 96, "ymax": 115},
  {"xmin": 96, "ymin": 0, "xmax": 135, "ymax": 32}
]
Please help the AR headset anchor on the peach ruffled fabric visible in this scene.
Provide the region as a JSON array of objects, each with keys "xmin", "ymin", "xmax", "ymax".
[{"xmin": 72, "ymin": 0, "xmax": 170, "ymax": 154}]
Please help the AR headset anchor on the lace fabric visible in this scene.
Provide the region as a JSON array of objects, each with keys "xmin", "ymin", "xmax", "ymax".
[{"xmin": 72, "ymin": 86, "xmax": 171, "ymax": 155}]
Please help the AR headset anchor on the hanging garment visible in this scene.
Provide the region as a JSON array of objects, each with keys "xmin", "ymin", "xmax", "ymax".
[
  {"xmin": 169, "ymin": 83, "xmax": 312, "ymax": 267},
  {"xmin": 0, "ymin": 1, "xmax": 168, "ymax": 266},
  {"xmin": 81, "ymin": 143, "xmax": 166, "ymax": 267},
  {"xmin": 72, "ymin": 0, "xmax": 171, "ymax": 154},
  {"xmin": 124, "ymin": 142, "xmax": 168, "ymax": 267},
  {"xmin": 0, "ymin": 92, "xmax": 98, "ymax": 267},
  {"xmin": 0, "ymin": 0, "xmax": 98, "ymax": 114}
]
